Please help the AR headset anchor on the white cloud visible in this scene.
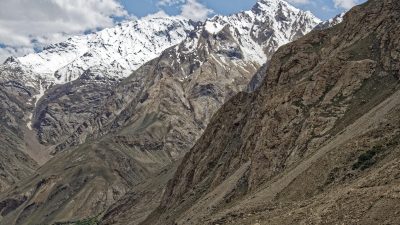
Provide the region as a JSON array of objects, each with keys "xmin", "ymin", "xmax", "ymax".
[
  {"xmin": 0, "ymin": 0, "xmax": 128, "ymax": 60},
  {"xmin": 286, "ymin": 0, "xmax": 310, "ymax": 4},
  {"xmin": 142, "ymin": 10, "xmax": 170, "ymax": 20},
  {"xmin": 157, "ymin": 0, "xmax": 213, "ymax": 21},
  {"xmin": 0, "ymin": 47, "xmax": 34, "ymax": 63},
  {"xmin": 333, "ymin": 0, "xmax": 358, "ymax": 9},
  {"xmin": 180, "ymin": 0, "xmax": 213, "ymax": 21},
  {"xmin": 158, "ymin": 0, "xmax": 185, "ymax": 6}
]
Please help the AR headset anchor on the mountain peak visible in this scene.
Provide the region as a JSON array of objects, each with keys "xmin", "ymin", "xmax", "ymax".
[
  {"xmin": 253, "ymin": 0, "xmax": 296, "ymax": 11},
  {"xmin": 204, "ymin": 0, "xmax": 321, "ymax": 64},
  {"xmin": 253, "ymin": 0, "xmax": 321, "ymax": 23},
  {"xmin": 3, "ymin": 56, "xmax": 19, "ymax": 65}
]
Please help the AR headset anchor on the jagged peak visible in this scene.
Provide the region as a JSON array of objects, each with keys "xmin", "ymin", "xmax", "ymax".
[
  {"xmin": 204, "ymin": 0, "xmax": 320, "ymax": 24},
  {"xmin": 200, "ymin": 0, "xmax": 321, "ymax": 65},
  {"xmin": 3, "ymin": 56, "xmax": 20, "ymax": 65},
  {"xmin": 252, "ymin": 0, "xmax": 321, "ymax": 22},
  {"xmin": 253, "ymin": 0, "xmax": 298, "ymax": 12},
  {"xmin": 255, "ymin": 0, "xmax": 288, "ymax": 7}
]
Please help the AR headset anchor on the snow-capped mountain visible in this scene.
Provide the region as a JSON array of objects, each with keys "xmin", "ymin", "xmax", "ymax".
[
  {"xmin": 168, "ymin": 0, "xmax": 321, "ymax": 93},
  {"xmin": 11, "ymin": 15, "xmax": 195, "ymax": 84},
  {"xmin": 164, "ymin": 0, "xmax": 321, "ymax": 86},
  {"xmin": 3, "ymin": 0, "xmax": 321, "ymax": 86},
  {"xmin": 202, "ymin": 0, "xmax": 321, "ymax": 64}
]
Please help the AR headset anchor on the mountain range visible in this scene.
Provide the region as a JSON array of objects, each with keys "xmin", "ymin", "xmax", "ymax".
[
  {"xmin": 1, "ymin": 0, "xmax": 396, "ymax": 224},
  {"xmin": 0, "ymin": 1, "xmax": 321, "ymax": 223}
]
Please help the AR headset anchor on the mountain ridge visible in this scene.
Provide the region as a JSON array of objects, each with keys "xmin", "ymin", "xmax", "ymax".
[
  {"xmin": 141, "ymin": 0, "xmax": 400, "ymax": 224},
  {"xmin": 3, "ymin": 0, "xmax": 321, "ymax": 86},
  {"xmin": 10, "ymin": 16, "xmax": 195, "ymax": 84}
]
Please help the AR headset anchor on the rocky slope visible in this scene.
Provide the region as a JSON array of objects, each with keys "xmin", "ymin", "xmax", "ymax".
[
  {"xmin": 0, "ymin": 0, "xmax": 321, "ymax": 224},
  {"xmin": 0, "ymin": 65, "xmax": 40, "ymax": 193},
  {"xmin": 143, "ymin": 0, "xmax": 400, "ymax": 224}
]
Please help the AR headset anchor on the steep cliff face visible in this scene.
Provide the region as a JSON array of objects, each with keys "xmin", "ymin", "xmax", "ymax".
[
  {"xmin": 0, "ymin": 68, "xmax": 39, "ymax": 193},
  {"xmin": 147, "ymin": 0, "xmax": 400, "ymax": 224},
  {"xmin": 0, "ymin": 63, "xmax": 51, "ymax": 193}
]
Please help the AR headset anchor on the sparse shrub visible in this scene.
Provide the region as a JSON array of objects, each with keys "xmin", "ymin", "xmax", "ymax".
[{"xmin": 352, "ymin": 146, "xmax": 382, "ymax": 170}]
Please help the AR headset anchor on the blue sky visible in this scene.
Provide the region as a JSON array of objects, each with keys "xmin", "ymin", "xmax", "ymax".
[{"xmin": 120, "ymin": 0, "xmax": 367, "ymax": 21}]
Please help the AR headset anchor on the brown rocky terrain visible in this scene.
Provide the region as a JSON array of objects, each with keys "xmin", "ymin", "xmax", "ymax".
[
  {"xmin": 0, "ymin": 1, "xmax": 320, "ymax": 224},
  {"xmin": 142, "ymin": 0, "xmax": 400, "ymax": 224}
]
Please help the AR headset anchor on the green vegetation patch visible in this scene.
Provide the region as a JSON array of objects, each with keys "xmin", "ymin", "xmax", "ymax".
[{"xmin": 352, "ymin": 146, "xmax": 382, "ymax": 171}]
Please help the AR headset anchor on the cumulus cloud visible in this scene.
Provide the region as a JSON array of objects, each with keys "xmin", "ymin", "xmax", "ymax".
[
  {"xmin": 142, "ymin": 10, "xmax": 170, "ymax": 20},
  {"xmin": 286, "ymin": 0, "xmax": 310, "ymax": 4},
  {"xmin": 157, "ymin": 0, "xmax": 185, "ymax": 6},
  {"xmin": 180, "ymin": 0, "xmax": 213, "ymax": 21},
  {"xmin": 0, "ymin": 0, "xmax": 128, "ymax": 61},
  {"xmin": 0, "ymin": 47, "xmax": 34, "ymax": 63},
  {"xmin": 157, "ymin": 0, "xmax": 213, "ymax": 21},
  {"xmin": 333, "ymin": 0, "xmax": 358, "ymax": 9}
]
